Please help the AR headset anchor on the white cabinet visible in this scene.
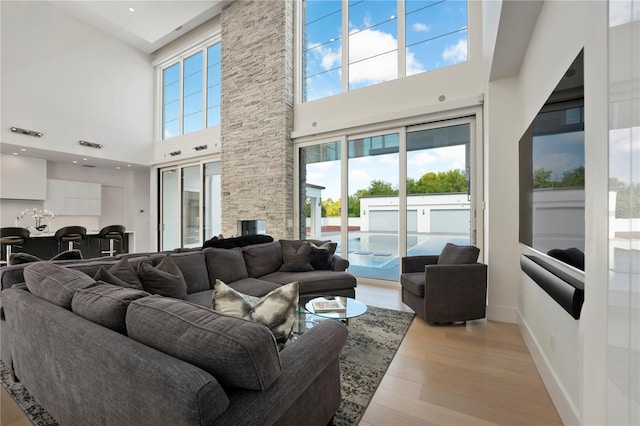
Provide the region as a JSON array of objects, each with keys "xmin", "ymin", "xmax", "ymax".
[{"xmin": 45, "ymin": 179, "xmax": 102, "ymax": 216}]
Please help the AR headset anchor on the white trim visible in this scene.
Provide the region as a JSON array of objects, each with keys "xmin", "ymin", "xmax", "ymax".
[
  {"xmin": 292, "ymin": 95, "xmax": 483, "ymax": 140},
  {"xmin": 152, "ymin": 32, "xmax": 221, "ymax": 69}
]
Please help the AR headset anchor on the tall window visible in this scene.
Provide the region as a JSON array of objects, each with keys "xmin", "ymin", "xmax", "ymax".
[
  {"xmin": 161, "ymin": 40, "xmax": 222, "ymax": 140},
  {"xmin": 302, "ymin": 0, "xmax": 468, "ymax": 102}
]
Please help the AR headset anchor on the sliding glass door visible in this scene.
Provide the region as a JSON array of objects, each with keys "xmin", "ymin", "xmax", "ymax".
[
  {"xmin": 406, "ymin": 121, "xmax": 473, "ymax": 257},
  {"xmin": 296, "ymin": 116, "xmax": 480, "ymax": 282},
  {"xmin": 159, "ymin": 159, "xmax": 221, "ymax": 251},
  {"xmin": 347, "ymin": 131, "xmax": 400, "ymax": 280}
]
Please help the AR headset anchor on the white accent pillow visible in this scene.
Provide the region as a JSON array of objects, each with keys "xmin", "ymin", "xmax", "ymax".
[{"xmin": 212, "ymin": 279, "xmax": 299, "ymax": 343}]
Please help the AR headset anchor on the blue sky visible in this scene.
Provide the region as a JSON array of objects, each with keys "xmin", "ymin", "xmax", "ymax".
[{"xmin": 304, "ymin": 0, "xmax": 468, "ymax": 101}]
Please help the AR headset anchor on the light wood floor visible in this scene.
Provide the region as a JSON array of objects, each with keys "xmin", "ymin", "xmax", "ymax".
[
  {"xmin": 357, "ymin": 283, "xmax": 563, "ymax": 425},
  {"xmin": 0, "ymin": 283, "xmax": 562, "ymax": 426}
]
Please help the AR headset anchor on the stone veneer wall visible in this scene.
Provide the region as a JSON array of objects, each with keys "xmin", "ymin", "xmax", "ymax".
[{"xmin": 220, "ymin": 0, "xmax": 295, "ymax": 239}]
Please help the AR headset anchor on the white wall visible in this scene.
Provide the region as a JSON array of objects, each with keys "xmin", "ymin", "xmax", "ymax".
[
  {"xmin": 0, "ymin": 1, "xmax": 154, "ymax": 165},
  {"xmin": 0, "ymin": 1, "xmax": 154, "ymax": 252},
  {"xmin": 485, "ymin": 1, "xmax": 610, "ymax": 424}
]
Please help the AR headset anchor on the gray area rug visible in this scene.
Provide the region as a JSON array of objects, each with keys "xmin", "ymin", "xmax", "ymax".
[
  {"xmin": 0, "ymin": 305, "xmax": 414, "ymax": 426},
  {"xmin": 334, "ymin": 305, "xmax": 415, "ymax": 425}
]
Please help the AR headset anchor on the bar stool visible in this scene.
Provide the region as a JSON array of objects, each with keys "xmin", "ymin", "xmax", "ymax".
[
  {"xmin": 98, "ymin": 225, "xmax": 125, "ymax": 257},
  {"xmin": 54, "ymin": 226, "xmax": 86, "ymax": 253},
  {"xmin": 0, "ymin": 227, "xmax": 30, "ymax": 265}
]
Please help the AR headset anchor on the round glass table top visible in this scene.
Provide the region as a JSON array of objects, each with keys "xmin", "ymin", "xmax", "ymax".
[{"xmin": 304, "ymin": 296, "xmax": 367, "ymax": 320}]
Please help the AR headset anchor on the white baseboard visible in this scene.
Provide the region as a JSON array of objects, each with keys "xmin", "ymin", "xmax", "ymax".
[
  {"xmin": 486, "ymin": 304, "xmax": 518, "ymax": 323},
  {"xmin": 518, "ymin": 311, "xmax": 580, "ymax": 425}
]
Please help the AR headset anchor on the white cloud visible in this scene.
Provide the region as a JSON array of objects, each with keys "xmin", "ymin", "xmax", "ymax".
[
  {"xmin": 442, "ymin": 39, "xmax": 467, "ymax": 64},
  {"xmin": 412, "ymin": 22, "xmax": 431, "ymax": 32},
  {"xmin": 347, "ymin": 27, "xmax": 424, "ymax": 86}
]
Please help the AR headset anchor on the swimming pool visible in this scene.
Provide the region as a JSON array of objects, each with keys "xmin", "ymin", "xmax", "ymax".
[{"xmin": 322, "ymin": 232, "xmax": 471, "ymax": 281}]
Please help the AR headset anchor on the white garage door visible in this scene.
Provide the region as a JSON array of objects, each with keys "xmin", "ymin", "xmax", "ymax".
[
  {"xmin": 431, "ymin": 209, "xmax": 470, "ymax": 233},
  {"xmin": 370, "ymin": 210, "xmax": 397, "ymax": 232}
]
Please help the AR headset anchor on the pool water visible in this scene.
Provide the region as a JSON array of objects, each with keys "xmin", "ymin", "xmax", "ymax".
[{"xmin": 325, "ymin": 232, "xmax": 471, "ymax": 281}]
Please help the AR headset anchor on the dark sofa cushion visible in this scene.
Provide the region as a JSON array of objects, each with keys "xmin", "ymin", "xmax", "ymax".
[
  {"xmin": 242, "ymin": 242, "xmax": 283, "ymax": 278},
  {"xmin": 437, "ymin": 243, "xmax": 480, "ymax": 265},
  {"xmin": 71, "ymin": 282, "xmax": 149, "ymax": 334},
  {"xmin": 151, "ymin": 251, "xmax": 210, "ymax": 294},
  {"xmin": 126, "ymin": 296, "xmax": 282, "ymax": 391},
  {"xmin": 8, "ymin": 249, "xmax": 83, "ymax": 265},
  {"xmin": 204, "ymin": 247, "xmax": 249, "ymax": 284},
  {"xmin": 203, "ymin": 234, "xmax": 274, "ymax": 249},
  {"xmin": 137, "ymin": 254, "xmax": 187, "ymax": 299},
  {"xmin": 24, "ymin": 261, "xmax": 96, "ymax": 309},
  {"xmin": 279, "ymin": 242, "xmax": 313, "ymax": 272},
  {"xmin": 400, "ymin": 272, "xmax": 425, "ymax": 297},
  {"xmin": 94, "ymin": 257, "xmax": 144, "ymax": 290},
  {"xmin": 8, "ymin": 252, "xmax": 41, "ymax": 265},
  {"xmin": 309, "ymin": 242, "xmax": 338, "ymax": 270}
]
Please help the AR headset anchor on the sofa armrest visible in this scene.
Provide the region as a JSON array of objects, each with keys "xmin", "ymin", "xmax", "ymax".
[
  {"xmin": 401, "ymin": 255, "xmax": 439, "ymax": 273},
  {"xmin": 215, "ymin": 320, "xmax": 349, "ymax": 426},
  {"xmin": 330, "ymin": 254, "xmax": 350, "ymax": 271}
]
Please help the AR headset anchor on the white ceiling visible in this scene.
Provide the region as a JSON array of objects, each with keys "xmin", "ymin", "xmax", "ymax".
[{"xmin": 48, "ymin": 0, "xmax": 231, "ymax": 54}]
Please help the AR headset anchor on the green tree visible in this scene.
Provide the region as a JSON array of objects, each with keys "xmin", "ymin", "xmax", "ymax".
[
  {"xmin": 557, "ymin": 166, "xmax": 585, "ymax": 188},
  {"xmin": 406, "ymin": 169, "xmax": 467, "ymax": 194},
  {"xmin": 533, "ymin": 168, "xmax": 553, "ymax": 189},
  {"xmin": 321, "ymin": 198, "xmax": 341, "ymax": 217}
]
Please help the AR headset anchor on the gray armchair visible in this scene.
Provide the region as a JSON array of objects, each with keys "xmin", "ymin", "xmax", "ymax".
[{"xmin": 400, "ymin": 243, "xmax": 487, "ymax": 324}]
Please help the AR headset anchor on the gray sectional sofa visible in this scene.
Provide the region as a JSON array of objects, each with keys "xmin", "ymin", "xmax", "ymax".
[{"xmin": 0, "ymin": 238, "xmax": 357, "ymax": 425}]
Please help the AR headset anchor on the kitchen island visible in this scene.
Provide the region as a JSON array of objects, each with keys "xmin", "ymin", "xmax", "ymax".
[{"xmin": 1, "ymin": 230, "xmax": 134, "ymax": 262}]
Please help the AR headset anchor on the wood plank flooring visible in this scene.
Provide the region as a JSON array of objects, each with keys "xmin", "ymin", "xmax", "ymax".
[
  {"xmin": 0, "ymin": 282, "xmax": 562, "ymax": 426},
  {"xmin": 357, "ymin": 282, "xmax": 563, "ymax": 425}
]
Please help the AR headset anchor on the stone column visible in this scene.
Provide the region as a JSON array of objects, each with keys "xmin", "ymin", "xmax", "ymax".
[{"xmin": 220, "ymin": 0, "xmax": 295, "ymax": 239}]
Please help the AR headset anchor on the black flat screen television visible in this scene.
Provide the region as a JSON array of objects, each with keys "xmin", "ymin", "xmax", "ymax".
[{"xmin": 519, "ymin": 50, "xmax": 585, "ymax": 271}]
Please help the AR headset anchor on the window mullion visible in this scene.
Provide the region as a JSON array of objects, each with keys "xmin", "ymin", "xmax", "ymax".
[
  {"xmin": 397, "ymin": 0, "xmax": 406, "ymax": 78},
  {"xmin": 179, "ymin": 60, "xmax": 184, "ymax": 136},
  {"xmin": 203, "ymin": 47, "xmax": 208, "ymax": 131},
  {"xmin": 342, "ymin": 0, "xmax": 349, "ymax": 94}
]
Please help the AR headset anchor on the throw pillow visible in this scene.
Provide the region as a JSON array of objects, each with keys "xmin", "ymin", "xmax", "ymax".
[
  {"xmin": 152, "ymin": 251, "xmax": 209, "ymax": 294},
  {"xmin": 71, "ymin": 282, "xmax": 150, "ymax": 334},
  {"xmin": 212, "ymin": 279, "xmax": 299, "ymax": 344},
  {"xmin": 437, "ymin": 243, "xmax": 480, "ymax": 265},
  {"xmin": 203, "ymin": 247, "xmax": 249, "ymax": 284},
  {"xmin": 137, "ymin": 254, "xmax": 187, "ymax": 299},
  {"xmin": 51, "ymin": 249, "xmax": 83, "ymax": 261},
  {"xmin": 309, "ymin": 241, "xmax": 338, "ymax": 270},
  {"xmin": 94, "ymin": 257, "xmax": 144, "ymax": 290},
  {"xmin": 279, "ymin": 242, "xmax": 314, "ymax": 272},
  {"xmin": 242, "ymin": 241, "xmax": 283, "ymax": 277},
  {"xmin": 24, "ymin": 261, "xmax": 96, "ymax": 309},
  {"xmin": 8, "ymin": 252, "xmax": 41, "ymax": 265}
]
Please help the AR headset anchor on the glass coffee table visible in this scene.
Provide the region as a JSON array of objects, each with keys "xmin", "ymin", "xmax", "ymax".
[{"xmin": 303, "ymin": 296, "xmax": 367, "ymax": 326}]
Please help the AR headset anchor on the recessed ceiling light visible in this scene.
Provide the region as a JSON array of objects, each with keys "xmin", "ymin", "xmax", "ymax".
[
  {"xmin": 116, "ymin": 166, "xmax": 121, "ymax": 170},
  {"xmin": 20, "ymin": 148, "xmax": 26, "ymax": 152},
  {"xmin": 128, "ymin": 7, "xmax": 135, "ymax": 12},
  {"xmin": 83, "ymin": 158, "xmax": 87, "ymax": 161},
  {"xmin": 73, "ymin": 160, "xmax": 78, "ymax": 164},
  {"xmin": 127, "ymin": 164, "xmax": 131, "ymax": 167},
  {"xmin": 12, "ymin": 152, "xmax": 18, "ymax": 155}
]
